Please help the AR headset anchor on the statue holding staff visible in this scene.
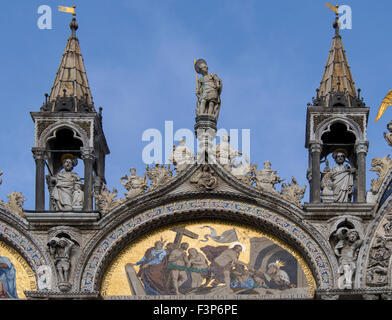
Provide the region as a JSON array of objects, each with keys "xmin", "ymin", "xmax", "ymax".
[{"xmin": 194, "ymin": 59, "xmax": 222, "ymax": 119}]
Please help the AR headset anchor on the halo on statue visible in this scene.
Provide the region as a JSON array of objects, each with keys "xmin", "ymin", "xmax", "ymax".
[
  {"xmin": 332, "ymin": 148, "xmax": 348, "ymax": 158},
  {"xmin": 60, "ymin": 153, "xmax": 78, "ymax": 167},
  {"xmin": 194, "ymin": 58, "xmax": 207, "ymax": 74}
]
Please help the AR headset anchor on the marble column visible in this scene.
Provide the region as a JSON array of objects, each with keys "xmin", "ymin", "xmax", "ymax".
[
  {"xmin": 356, "ymin": 142, "xmax": 368, "ymax": 203},
  {"xmin": 81, "ymin": 147, "xmax": 95, "ymax": 211},
  {"xmin": 32, "ymin": 147, "xmax": 46, "ymax": 211},
  {"xmin": 310, "ymin": 142, "xmax": 322, "ymax": 203}
]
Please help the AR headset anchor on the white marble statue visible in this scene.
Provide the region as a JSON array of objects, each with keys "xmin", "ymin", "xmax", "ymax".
[
  {"xmin": 252, "ymin": 161, "xmax": 281, "ymax": 193},
  {"xmin": 120, "ymin": 168, "xmax": 148, "ymax": 198},
  {"xmin": 213, "ymin": 135, "xmax": 242, "ymax": 170},
  {"xmin": 321, "ymin": 150, "xmax": 355, "ymax": 203},
  {"xmin": 334, "ymin": 227, "xmax": 363, "ymax": 289},
  {"xmin": 47, "ymin": 154, "xmax": 84, "ymax": 211},
  {"xmin": 168, "ymin": 139, "xmax": 194, "ymax": 172},
  {"xmin": 231, "ymin": 155, "xmax": 252, "ymax": 185},
  {"xmin": 71, "ymin": 182, "xmax": 84, "ymax": 210}
]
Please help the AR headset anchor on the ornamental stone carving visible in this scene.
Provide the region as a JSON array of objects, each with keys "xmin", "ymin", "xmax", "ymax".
[
  {"xmin": 367, "ymin": 267, "xmax": 388, "ymax": 287},
  {"xmin": 383, "ymin": 215, "xmax": 392, "ymax": 238},
  {"xmin": 145, "ymin": 164, "xmax": 173, "ymax": 190},
  {"xmin": 370, "ymin": 155, "xmax": 392, "ymax": 194},
  {"xmin": 2, "ymin": 192, "xmax": 25, "ymax": 217},
  {"xmin": 280, "ymin": 177, "xmax": 306, "ymax": 207},
  {"xmin": 366, "ymin": 235, "xmax": 392, "ymax": 287},
  {"xmin": 47, "ymin": 235, "xmax": 78, "ymax": 292},
  {"xmin": 231, "ymin": 155, "xmax": 253, "ymax": 185},
  {"xmin": 168, "ymin": 138, "xmax": 195, "ymax": 173},
  {"xmin": 332, "ymin": 227, "xmax": 363, "ymax": 289},
  {"xmin": 94, "ymin": 184, "xmax": 125, "ymax": 214},
  {"xmin": 190, "ymin": 165, "xmax": 218, "ymax": 190},
  {"xmin": 251, "ymin": 161, "xmax": 281, "ymax": 193},
  {"xmin": 120, "ymin": 168, "xmax": 148, "ymax": 198},
  {"xmin": 213, "ymin": 134, "xmax": 241, "ymax": 171}
]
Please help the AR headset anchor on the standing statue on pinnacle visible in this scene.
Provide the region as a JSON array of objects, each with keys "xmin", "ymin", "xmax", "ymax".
[{"xmin": 195, "ymin": 59, "xmax": 222, "ymax": 119}]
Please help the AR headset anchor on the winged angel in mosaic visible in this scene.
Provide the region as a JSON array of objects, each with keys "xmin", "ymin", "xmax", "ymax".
[{"xmin": 124, "ymin": 225, "xmax": 311, "ymax": 297}]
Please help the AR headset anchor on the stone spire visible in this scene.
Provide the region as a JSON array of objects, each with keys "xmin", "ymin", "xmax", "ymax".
[
  {"xmin": 312, "ymin": 15, "xmax": 364, "ymax": 108},
  {"xmin": 41, "ymin": 17, "xmax": 94, "ymax": 112}
]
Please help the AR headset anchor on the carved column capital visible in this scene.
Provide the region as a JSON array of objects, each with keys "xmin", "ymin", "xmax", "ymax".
[
  {"xmin": 355, "ymin": 141, "xmax": 369, "ymax": 154},
  {"xmin": 80, "ymin": 147, "xmax": 95, "ymax": 161},
  {"xmin": 309, "ymin": 141, "xmax": 322, "ymax": 154},
  {"xmin": 32, "ymin": 147, "xmax": 47, "ymax": 160}
]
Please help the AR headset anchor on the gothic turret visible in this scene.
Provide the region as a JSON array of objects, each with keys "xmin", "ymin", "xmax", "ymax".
[
  {"xmin": 41, "ymin": 17, "xmax": 94, "ymax": 113},
  {"xmin": 31, "ymin": 17, "xmax": 109, "ymax": 212},
  {"xmin": 305, "ymin": 13, "xmax": 370, "ymax": 205},
  {"xmin": 312, "ymin": 16, "xmax": 365, "ymax": 109}
]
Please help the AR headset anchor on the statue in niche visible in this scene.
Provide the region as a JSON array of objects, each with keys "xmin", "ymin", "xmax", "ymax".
[
  {"xmin": 195, "ymin": 58, "xmax": 222, "ymax": 119},
  {"xmin": 168, "ymin": 138, "xmax": 194, "ymax": 173},
  {"xmin": 333, "ymin": 227, "xmax": 363, "ymax": 289},
  {"xmin": 47, "ymin": 236, "xmax": 76, "ymax": 291},
  {"xmin": 47, "ymin": 154, "xmax": 84, "ymax": 211},
  {"xmin": 321, "ymin": 149, "xmax": 355, "ymax": 203},
  {"xmin": 213, "ymin": 135, "xmax": 242, "ymax": 170},
  {"xmin": 252, "ymin": 161, "xmax": 281, "ymax": 193},
  {"xmin": 121, "ymin": 168, "xmax": 148, "ymax": 198}
]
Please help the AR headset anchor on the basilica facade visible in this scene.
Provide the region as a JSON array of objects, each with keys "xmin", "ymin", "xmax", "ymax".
[{"xmin": 1, "ymin": 13, "xmax": 392, "ymax": 300}]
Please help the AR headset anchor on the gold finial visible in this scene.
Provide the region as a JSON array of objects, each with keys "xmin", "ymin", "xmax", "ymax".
[
  {"xmin": 326, "ymin": 2, "xmax": 339, "ymax": 16},
  {"xmin": 58, "ymin": 5, "xmax": 76, "ymax": 16}
]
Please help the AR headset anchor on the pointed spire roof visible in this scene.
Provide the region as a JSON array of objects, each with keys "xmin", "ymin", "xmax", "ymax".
[
  {"xmin": 313, "ymin": 15, "xmax": 364, "ymax": 108},
  {"xmin": 45, "ymin": 17, "xmax": 94, "ymax": 112}
]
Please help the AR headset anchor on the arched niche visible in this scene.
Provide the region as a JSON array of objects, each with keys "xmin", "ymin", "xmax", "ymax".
[
  {"xmin": 46, "ymin": 127, "xmax": 84, "ymax": 175},
  {"xmin": 320, "ymin": 122, "xmax": 357, "ymax": 162}
]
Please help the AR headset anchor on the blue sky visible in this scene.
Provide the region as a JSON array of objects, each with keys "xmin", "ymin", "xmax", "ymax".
[{"xmin": 1, "ymin": 0, "xmax": 392, "ymax": 209}]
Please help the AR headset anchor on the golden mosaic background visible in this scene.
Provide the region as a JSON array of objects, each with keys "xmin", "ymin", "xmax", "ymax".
[
  {"xmin": 0, "ymin": 241, "xmax": 37, "ymax": 298},
  {"xmin": 101, "ymin": 221, "xmax": 316, "ymax": 297}
]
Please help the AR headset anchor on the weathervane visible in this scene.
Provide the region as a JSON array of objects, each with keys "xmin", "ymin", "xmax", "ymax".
[{"xmin": 58, "ymin": 5, "xmax": 76, "ymax": 16}]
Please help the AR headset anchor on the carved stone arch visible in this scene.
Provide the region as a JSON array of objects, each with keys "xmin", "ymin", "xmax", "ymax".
[
  {"xmin": 77, "ymin": 199, "xmax": 337, "ymax": 294},
  {"xmin": 38, "ymin": 122, "xmax": 90, "ymax": 149},
  {"xmin": 370, "ymin": 165, "xmax": 392, "ymax": 212},
  {"xmin": 315, "ymin": 117, "xmax": 363, "ymax": 142},
  {"xmin": 0, "ymin": 210, "xmax": 49, "ymax": 290},
  {"xmin": 328, "ymin": 216, "xmax": 365, "ymax": 240},
  {"xmin": 357, "ymin": 194, "xmax": 392, "ymax": 288}
]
